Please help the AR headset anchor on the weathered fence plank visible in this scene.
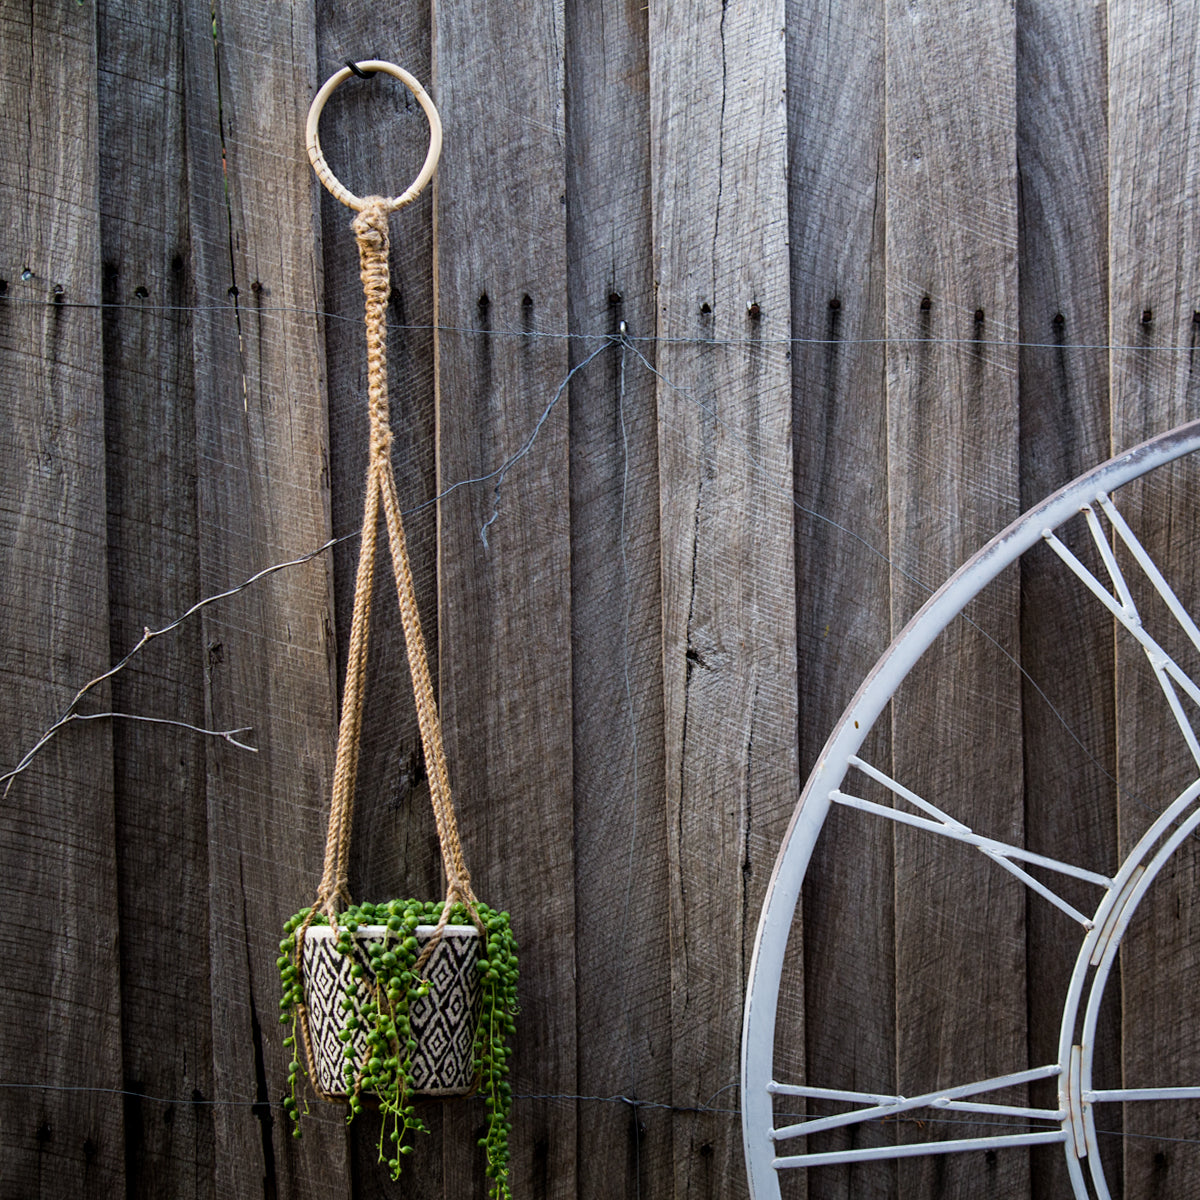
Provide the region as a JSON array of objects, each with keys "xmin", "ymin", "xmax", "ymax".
[
  {"xmin": 563, "ymin": 2, "xmax": 674, "ymax": 1196},
  {"xmin": 433, "ymin": 1, "xmax": 578, "ymax": 1195},
  {"xmin": 182, "ymin": 1, "xmax": 347, "ymax": 1196},
  {"xmin": 884, "ymin": 1, "xmax": 1025, "ymax": 1194},
  {"xmin": 309, "ymin": 10, "xmax": 444, "ymax": 1193},
  {"xmin": 787, "ymin": 1, "xmax": 893, "ymax": 1194},
  {"xmin": 649, "ymin": 2, "xmax": 797, "ymax": 1195},
  {"xmin": 1109, "ymin": 7, "xmax": 1200, "ymax": 1195},
  {"xmin": 0, "ymin": 1, "xmax": 125, "ymax": 1194},
  {"xmin": 97, "ymin": 1, "xmax": 215, "ymax": 1194},
  {"xmin": 1015, "ymin": 3, "xmax": 1118, "ymax": 1195}
]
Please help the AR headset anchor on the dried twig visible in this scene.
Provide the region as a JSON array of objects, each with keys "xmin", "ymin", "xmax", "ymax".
[{"xmin": 1, "ymin": 538, "xmax": 340, "ymax": 796}]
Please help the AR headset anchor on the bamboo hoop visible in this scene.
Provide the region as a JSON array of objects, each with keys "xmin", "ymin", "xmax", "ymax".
[{"xmin": 305, "ymin": 60, "xmax": 442, "ymax": 212}]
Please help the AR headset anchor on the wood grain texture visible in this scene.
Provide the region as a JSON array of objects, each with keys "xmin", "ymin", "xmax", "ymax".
[
  {"xmin": 0, "ymin": 1, "xmax": 125, "ymax": 1193},
  {"xmin": 1015, "ymin": 3, "xmax": 1118, "ymax": 1195},
  {"xmin": 97, "ymin": 2, "xmax": 216, "ymax": 1195},
  {"xmin": 433, "ymin": 0, "xmax": 578, "ymax": 1194},
  {"xmin": 182, "ymin": 1, "xmax": 348, "ymax": 1195},
  {"xmin": 649, "ymin": 2, "xmax": 797, "ymax": 1195},
  {"xmin": 310, "ymin": 6, "xmax": 443, "ymax": 1192},
  {"xmin": 885, "ymin": 0, "xmax": 1025, "ymax": 1193},
  {"xmin": 786, "ymin": 1, "xmax": 894, "ymax": 1194},
  {"xmin": 1108, "ymin": 6, "xmax": 1200, "ymax": 1194},
  {"xmin": 564, "ymin": 1, "xmax": 672, "ymax": 1195}
]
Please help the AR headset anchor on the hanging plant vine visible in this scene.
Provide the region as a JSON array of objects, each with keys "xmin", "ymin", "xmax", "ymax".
[{"xmin": 279, "ymin": 897, "xmax": 517, "ymax": 1196}]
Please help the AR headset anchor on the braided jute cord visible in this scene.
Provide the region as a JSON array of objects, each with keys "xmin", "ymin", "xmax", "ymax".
[
  {"xmin": 296, "ymin": 200, "xmax": 483, "ymax": 1054},
  {"xmin": 296, "ymin": 68, "xmax": 472, "ymax": 1102},
  {"xmin": 329, "ymin": 196, "xmax": 477, "ymax": 920}
]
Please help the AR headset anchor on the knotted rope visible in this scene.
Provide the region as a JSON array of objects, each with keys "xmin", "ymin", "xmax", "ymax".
[
  {"xmin": 296, "ymin": 67, "xmax": 472, "ymax": 1103},
  {"xmin": 302, "ymin": 197, "xmax": 482, "ymax": 968}
]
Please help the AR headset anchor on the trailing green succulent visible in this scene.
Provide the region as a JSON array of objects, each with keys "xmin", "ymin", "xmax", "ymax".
[{"xmin": 278, "ymin": 898, "xmax": 518, "ymax": 1198}]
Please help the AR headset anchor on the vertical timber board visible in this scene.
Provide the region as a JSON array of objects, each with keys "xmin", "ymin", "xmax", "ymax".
[
  {"xmin": 1015, "ymin": 3, "xmax": 1118, "ymax": 1195},
  {"xmin": 1108, "ymin": 6, "xmax": 1200, "ymax": 1193},
  {"xmin": 649, "ymin": 3, "xmax": 796, "ymax": 1196},
  {"xmin": 433, "ymin": 0, "xmax": 578, "ymax": 1195},
  {"xmin": 97, "ymin": 2, "xmax": 215, "ymax": 1193},
  {"xmin": 0, "ymin": 1, "xmax": 125, "ymax": 1194},
  {"xmin": 0, "ymin": 0, "xmax": 124, "ymax": 1190},
  {"xmin": 885, "ymin": 0, "xmax": 1025, "ymax": 1193},
  {"xmin": 312, "ymin": 7, "xmax": 443, "ymax": 1195},
  {"xmin": 182, "ymin": 1, "xmax": 349, "ymax": 1196},
  {"xmin": 564, "ymin": 0, "xmax": 671, "ymax": 1195},
  {"xmin": 787, "ymin": 1, "xmax": 894, "ymax": 1193}
]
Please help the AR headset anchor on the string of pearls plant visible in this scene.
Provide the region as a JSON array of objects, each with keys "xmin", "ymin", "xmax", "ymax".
[{"xmin": 278, "ymin": 898, "xmax": 518, "ymax": 1198}]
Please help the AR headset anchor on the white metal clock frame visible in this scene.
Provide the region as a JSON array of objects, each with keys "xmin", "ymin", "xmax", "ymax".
[{"xmin": 742, "ymin": 419, "xmax": 1200, "ymax": 1200}]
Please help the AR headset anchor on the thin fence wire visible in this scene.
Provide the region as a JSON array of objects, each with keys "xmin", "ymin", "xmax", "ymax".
[
  {"xmin": 7, "ymin": 291, "xmax": 1200, "ymax": 354},
  {"xmin": 0, "ymin": 1079, "xmax": 1196, "ymax": 1151}
]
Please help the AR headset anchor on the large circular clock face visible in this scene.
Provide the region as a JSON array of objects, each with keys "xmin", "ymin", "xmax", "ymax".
[{"xmin": 743, "ymin": 421, "xmax": 1200, "ymax": 1200}]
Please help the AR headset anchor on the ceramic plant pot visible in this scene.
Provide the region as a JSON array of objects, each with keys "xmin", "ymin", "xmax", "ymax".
[{"xmin": 302, "ymin": 922, "xmax": 481, "ymax": 1097}]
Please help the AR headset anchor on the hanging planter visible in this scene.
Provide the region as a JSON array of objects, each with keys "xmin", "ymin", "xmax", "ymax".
[
  {"xmin": 276, "ymin": 62, "xmax": 516, "ymax": 1200},
  {"xmin": 300, "ymin": 915, "xmax": 481, "ymax": 1099},
  {"xmin": 278, "ymin": 897, "xmax": 517, "ymax": 1189}
]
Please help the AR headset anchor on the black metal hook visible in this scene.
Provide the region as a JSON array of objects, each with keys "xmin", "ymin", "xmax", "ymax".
[{"xmin": 345, "ymin": 60, "xmax": 377, "ymax": 79}]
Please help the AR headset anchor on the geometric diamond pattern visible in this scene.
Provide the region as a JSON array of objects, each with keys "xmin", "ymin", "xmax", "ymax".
[{"xmin": 302, "ymin": 923, "xmax": 481, "ymax": 1098}]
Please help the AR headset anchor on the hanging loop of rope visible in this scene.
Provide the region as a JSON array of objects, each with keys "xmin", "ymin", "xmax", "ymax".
[{"xmin": 302, "ymin": 65, "xmax": 481, "ymax": 937}]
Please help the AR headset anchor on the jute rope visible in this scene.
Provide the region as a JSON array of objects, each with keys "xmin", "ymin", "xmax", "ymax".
[
  {"xmin": 296, "ymin": 200, "xmax": 481, "ymax": 1100},
  {"xmin": 312, "ymin": 197, "xmax": 481, "ymax": 928},
  {"xmin": 296, "ymin": 65, "xmax": 474, "ymax": 1101}
]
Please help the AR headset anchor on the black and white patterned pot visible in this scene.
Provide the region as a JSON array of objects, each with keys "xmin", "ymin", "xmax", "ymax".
[{"xmin": 302, "ymin": 922, "xmax": 481, "ymax": 1098}]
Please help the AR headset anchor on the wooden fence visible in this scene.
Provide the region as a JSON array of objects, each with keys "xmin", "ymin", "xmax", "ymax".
[{"xmin": 3, "ymin": 0, "xmax": 1200, "ymax": 1196}]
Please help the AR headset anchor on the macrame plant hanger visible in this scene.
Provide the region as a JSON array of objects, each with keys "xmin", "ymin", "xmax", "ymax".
[{"xmin": 296, "ymin": 60, "xmax": 482, "ymax": 1098}]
